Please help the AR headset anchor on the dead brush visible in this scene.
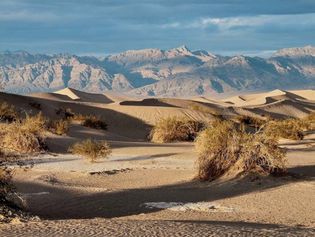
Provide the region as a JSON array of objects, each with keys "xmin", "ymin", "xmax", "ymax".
[
  {"xmin": 0, "ymin": 113, "xmax": 47, "ymax": 154},
  {"xmin": 69, "ymin": 139, "xmax": 112, "ymax": 162},
  {"xmin": 195, "ymin": 120, "xmax": 286, "ymax": 181},
  {"xmin": 0, "ymin": 102, "xmax": 18, "ymax": 122},
  {"xmin": 263, "ymin": 118, "xmax": 309, "ymax": 140},
  {"xmin": 236, "ymin": 115, "xmax": 267, "ymax": 129},
  {"xmin": 81, "ymin": 115, "xmax": 108, "ymax": 130},
  {"xmin": 48, "ymin": 119, "xmax": 70, "ymax": 135},
  {"xmin": 304, "ymin": 112, "xmax": 315, "ymax": 130},
  {"xmin": 150, "ymin": 117, "xmax": 205, "ymax": 143},
  {"xmin": 0, "ymin": 167, "xmax": 14, "ymax": 203}
]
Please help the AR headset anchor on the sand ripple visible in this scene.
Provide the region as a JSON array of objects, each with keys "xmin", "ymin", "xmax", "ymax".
[{"xmin": 1, "ymin": 220, "xmax": 314, "ymax": 237}]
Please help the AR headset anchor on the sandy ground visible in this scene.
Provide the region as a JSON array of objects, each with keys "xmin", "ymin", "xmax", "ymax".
[
  {"xmin": 0, "ymin": 88, "xmax": 315, "ymax": 236},
  {"xmin": 1, "ymin": 132, "xmax": 315, "ymax": 236}
]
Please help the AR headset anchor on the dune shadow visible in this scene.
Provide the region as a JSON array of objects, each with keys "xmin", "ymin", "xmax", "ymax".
[
  {"xmin": 14, "ymin": 165, "xmax": 315, "ymax": 220},
  {"xmin": 120, "ymin": 98, "xmax": 178, "ymax": 107}
]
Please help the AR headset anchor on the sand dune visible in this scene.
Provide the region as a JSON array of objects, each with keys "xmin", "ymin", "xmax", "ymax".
[
  {"xmin": 1, "ymin": 88, "xmax": 315, "ymax": 137},
  {"xmin": 54, "ymin": 88, "xmax": 114, "ymax": 104},
  {"xmin": 290, "ymin": 89, "xmax": 315, "ymax": 101},
  {"xmin": 217, "ymin": 89, "xmax": 315, "ymax": 118},
  {"xmin": 1, "ymin": 88, "xmax": 315, "ymax": 236}
]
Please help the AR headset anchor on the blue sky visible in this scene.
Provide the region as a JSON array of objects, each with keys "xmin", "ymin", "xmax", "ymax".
[{"xmin": 0, "ymin": 0, "xmax": 315, "ymax": 56}]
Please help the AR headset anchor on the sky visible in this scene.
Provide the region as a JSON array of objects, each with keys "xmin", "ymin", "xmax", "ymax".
[{"xmin": 0, "ymin": 0, "xmax": 315, "ymax": 56}]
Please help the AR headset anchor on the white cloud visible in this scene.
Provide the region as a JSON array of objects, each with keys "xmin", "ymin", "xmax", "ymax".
[{"xmin": 160, "ymin": 13, "xmax": 315, "ymax": 31}]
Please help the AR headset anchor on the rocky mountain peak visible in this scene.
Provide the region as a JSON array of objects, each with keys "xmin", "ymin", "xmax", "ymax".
[{"xmin": 273, "ymin": 45, "xmax": 315, "ymax": 57}]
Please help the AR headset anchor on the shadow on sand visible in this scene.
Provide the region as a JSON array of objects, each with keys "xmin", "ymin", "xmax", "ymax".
[{"xmin": 14, "ymin": 165, "xmax": 315, "ymax": 220}]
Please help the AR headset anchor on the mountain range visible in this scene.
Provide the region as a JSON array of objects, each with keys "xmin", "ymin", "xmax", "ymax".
[{"xmin": 1, "ymin": 45, "xmax": 315, "ymax": 97}]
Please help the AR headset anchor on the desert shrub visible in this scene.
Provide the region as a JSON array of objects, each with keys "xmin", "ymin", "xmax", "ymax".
[
  {"xmin": 0, "ymin": 113, "xmax": 46, "ymax": 154},
  {"xmin": 195, "ymin": 120, "xmax": 286, "ymax": 181},
  {"xmin": 150, "ymin": 117, "xmax": 205, "ymax": 143},
  {"xmin": 2, "ymin": 129, "xmax": 42, "ymax": 154},
  {"xmin": 82, "ymin": 115, "xmax": 107, "ymax": 130},
  {"xmin": 48, "ymin": 119, "xmax": 70, "ymax": 135},
  {"xmin": 0, "ymin": 102, "xmax": 18, "ymax": 122},
  {"xmin": 263, "ymin": 119, "xmax": 309, "ymax": 140},
  {"xmin": 0, "ymin": 167, "xmax": 14, "ymax": 203},
  {"xmin": 21, "ymin": 113, "xmax": 47, "ymax": 134},
  {"xmin": 29, "ymin": 102, "xmax": 41, "ymax": 110},
  {"xmin": 304, "ymin": 112, "xmax": 315, "ymax": 130},
  {"xmin": 55, "ymin": 108, "xmax": 75, "ymax": 119},
  {"xmin": 69, "ymin": 139, "xmax": 112, "ymax": 162},
  {"xmin": 236, "ymin": 115, "xmax": 267, "ymax": 129},
  {"xmin": 72, "ymin": 113, "xmax": 86, "ymax": 121}
]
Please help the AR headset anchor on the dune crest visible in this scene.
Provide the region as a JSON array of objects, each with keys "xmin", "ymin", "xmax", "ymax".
[{"xmin": 53, "ymin": 87, "xmax": 114, "ymax": 104}]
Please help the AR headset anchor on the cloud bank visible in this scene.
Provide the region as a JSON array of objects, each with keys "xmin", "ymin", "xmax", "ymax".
[{"xmin": 0, "ymin": 0, "xmax": 314, "ymax": 55}]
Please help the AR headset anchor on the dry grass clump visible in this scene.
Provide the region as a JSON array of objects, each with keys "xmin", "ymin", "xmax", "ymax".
[
  {"xmin": 150, "ymin": 117, "xmax": 205, "ymax": 143},
  {"xmin": 0, "ymin": 102, "xmax": 18, "ymax": 122},
  {"xmin": 0, "ymin": 167, "xmax": 13, "ymax": 204},
  {"xmin": 29, "ymin": 102, "xmax": 41, "ymax": 110},
  {"xmin": 82, "ymin": 115, "xmax": 107, "ymax": 130},
  {"xmin": 69, "ymin": 139, "xmax": 112, "ymax": 162},
  {"xmin": 264, "ymin": 118, "xmax": 309, "ymax": 140},
  {"xmin": 48, "ymin": 119, "xmax": 70, "ymax": 135},
  {"xmin": 236, "ymin": 115, "xmax": 267, "ymax": 129},
  {"xmin": 195, "ymin": 120, "xmax": 286, "ymax": 181},
  {"xmin": 304, "ymin": 112, "xmax": 315, "ymax": 129},
  {"xmin": 0, "ymin": 113, "xmax": 46, "ymax": 154},
  {"xmin": 55, "ymin": 108, "xmax": 75, "ymax": 119}
]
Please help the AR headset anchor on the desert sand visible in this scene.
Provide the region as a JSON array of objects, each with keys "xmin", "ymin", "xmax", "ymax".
[{"xmin": 0, "ymin": 88, "xmax": 315, "ymax": 236}]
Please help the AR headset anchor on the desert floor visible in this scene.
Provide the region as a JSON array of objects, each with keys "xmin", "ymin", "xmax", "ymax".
[
  {"xmin": 1, "ymin": 132, "xmax": 315, "ymax": 236},
  {"xmin": 0, "ymin": 88, "xmax": 315, "ymax": 236}
]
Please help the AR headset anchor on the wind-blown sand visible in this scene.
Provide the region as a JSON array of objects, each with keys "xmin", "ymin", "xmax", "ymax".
[{"xmin": 1, "ymin": 88, "xmax": 315, "ymax": 236}]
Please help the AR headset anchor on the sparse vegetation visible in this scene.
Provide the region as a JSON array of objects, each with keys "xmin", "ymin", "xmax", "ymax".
[
  {"xmin": 0, "ymin": 102, "xmax": 18, "ymax": 122},
  {"xmin": 55, "ymin": 108, "xmax": 75, "ymax": 119},
  {"xmin": 150, "ymin": 117, "xmax": 205, "ymax": 143},
  {"xmin": 236, "ymin": 115, "xmax": 267, "ymax": 129},
  {"xmin": 264, "ymin": 118, "xmax": 309, "ymax": 140},
  {"xmin": 48, "ymin": 119, "xmax": 70, "ymax": 135},
  {"xmin": 195, "ymin": 120, "xmax": 286, "ymax": 181},
  {"xmin": 82, "ymin": 115, "xmax": 107, "ymax": 130},
  {"xmin": 0, "ymin": 167, "xmax": 14, "ymax": 204},
  {"xmin": 56, "ymin": 109, "xmax": 108, "ymax": 131},
  {"xmin": 69, "ymin": 139, "xmax": 112, "ymax": 162},
  {"xmin": 29, "ymin": 102, "xmax": 41, "ymax": 110},
  {"xmin": 304, "ymin": 112, "xmax": 315, "ymax": 130},
  {"xmin": 0, "ymin": 113, "xmax": 46, "ymax": 154}
]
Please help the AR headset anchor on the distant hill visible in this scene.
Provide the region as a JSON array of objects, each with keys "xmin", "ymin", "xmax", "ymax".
[{"xmin": 1, "ymin": 45, "xmax": 315, "ymax": 97}]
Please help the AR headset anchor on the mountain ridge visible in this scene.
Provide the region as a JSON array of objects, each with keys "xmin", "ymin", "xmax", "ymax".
[{"xmin": 0, "ymin": 45, "xmax": 315, "ymax": 97}]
